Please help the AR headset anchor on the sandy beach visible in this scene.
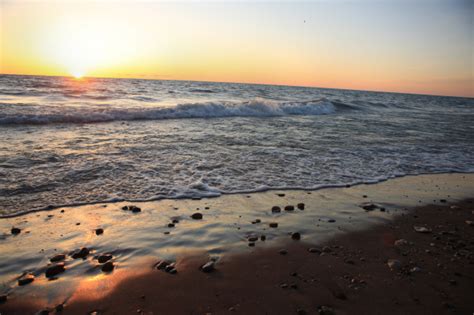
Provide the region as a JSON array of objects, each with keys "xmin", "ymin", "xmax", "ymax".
[{"xmin": 0, "ymin": 173, "xmax": 473, "ymax": 314}]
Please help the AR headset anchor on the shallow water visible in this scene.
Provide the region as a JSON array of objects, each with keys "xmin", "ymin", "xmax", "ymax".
[{"xmin": 0, "ymin": 75, "xmax": 473, "ymax": 215}]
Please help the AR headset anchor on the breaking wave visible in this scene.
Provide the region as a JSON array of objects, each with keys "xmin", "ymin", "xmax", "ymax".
[{"xmin": 0, "ymin": 99, "xmax": 338, "ymax": 125}]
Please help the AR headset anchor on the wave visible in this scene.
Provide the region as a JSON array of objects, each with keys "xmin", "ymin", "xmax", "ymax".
[{"xmin": 0, "ymin": 99, "xmax": 339, "ymax": 125}]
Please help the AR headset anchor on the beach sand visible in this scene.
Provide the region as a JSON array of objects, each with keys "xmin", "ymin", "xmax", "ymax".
[{"xmin": 0, "ymin": 173, "xmax": 473, "ymax": 314}]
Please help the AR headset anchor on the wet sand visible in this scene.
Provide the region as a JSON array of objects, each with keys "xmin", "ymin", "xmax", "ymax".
[{"xmin": 0, "ymin": 173, "xmax": 473, "ymax": 314}]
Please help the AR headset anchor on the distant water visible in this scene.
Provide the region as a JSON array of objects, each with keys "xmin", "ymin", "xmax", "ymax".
[{"xmin": 0, "ymin": 74, "xmax": 473, "ymax": 216}]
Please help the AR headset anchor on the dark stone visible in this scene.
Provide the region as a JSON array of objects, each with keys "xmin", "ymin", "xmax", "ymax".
[
  {"xmin": 55, "ymin": 304, "xmax": 64, "ymax": 312},
  {"xmin": 45, "ymin": 263, "xmax": 65, "ymax": 278},
  {"xmin": 291, "ymin": 232, "xmax": 301, "ymax": 240},
  {"xmin": 297, "ymin": 203, "xmax": 305, "ymax": 210},
  {"xmin": 18, "ymin": 273, "xmax": 35, "ymax": 286},
  {"xmin": 308, "ymin": 247, "xmax": 321, "ymax": 254},
  {"xmin": 172, "ymin": 219, "xmax": 179, "ymax": 224},
  {"xmin": 277, "ymin": 193, "xmax": 285, "ymax": 197},
  {"xmin": 279, "ymin": 249, "xmax": 288, "ymax": 255},
  {"xmin": 248, "ymin": 236, "xmax": 258, "ymax": 242},
  {"xmin": 271, "ymin": 206, "xmax": 281, "ymax": 213},
  {"xmin": 95, "ymin": 228, "xmax": 104, "ymax": 235},
  {"xmin": 98, "ymin": 254, "xmax": 112, "ymax": 263},
  {"xmin": 284, "ymin": 205, "xmax": 295, "ymax": 211},
  {"xmin": 251, "ymin": 219, "xmax": 261, "ymax": 224},
  {"xmin": 11, "ymin": 227, "xmax": 21, "ymax": 235},
  {"xmin": 71, "ymin": 247, "xmax": 90, "ymax": 259},
  {"xmin": 36, "ymin": 309, "xmax": 50, "ymax": 315},
  {"xmin": 156, "ymin": 261, "xmax": 170, "ymax": 270},
  {"xmin": 121, "ymin": 206, "xmax": 129, "ymax": 210},
  {"xmin": 269, "ymin": 222, "xmax": 278, "ymax": 228},
  {"xmin": 440, "ymin": 199, "xmax": 447, "ymax": 203},
  {"xmin": 260, "ymin": 235, "xmax": 266, "ymax": 241},
  {"xmin": 248, "ymin": 242, "xmax": 255, "ymax": 247},
  {"xmin": 101, "ymin": 261, "xmax": 114, "ymax": 272},
  {"xmin": 165, "ymin": 264, "xmax": 176, "ymax": 273},
  {"xmin": 168, "ymin": 223, "xmax": 175, "ymax": 228},
  {"xmin": 191, "ymin": 212, "xmax": 203, "ymax": 220},
  {"xmin": 361, "ymin": 203, "xmax": 377, "ymax": 211},
  {"xmin": 130, "ymin": 206, "xmax": 141, "ymax": 213},
  {"xmin": 50, "ymin": 254, "xmax": 66, "ymax": 263},
  {"xmin": 201, "ymin": 261, "xmax": 215, "ymax": 272}
]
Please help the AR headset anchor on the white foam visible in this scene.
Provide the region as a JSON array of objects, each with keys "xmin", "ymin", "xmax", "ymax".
[{"xmin": 0, "ymin": 99, "xmax": 336, "ymax": 125}]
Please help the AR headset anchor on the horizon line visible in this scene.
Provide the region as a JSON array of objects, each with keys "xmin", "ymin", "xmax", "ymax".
[{"xmin": 1, "ymin": 72, "xmax": 472, "ymax": 99}]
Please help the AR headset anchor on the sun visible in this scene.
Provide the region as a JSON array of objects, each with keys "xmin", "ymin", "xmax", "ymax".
[{"xmin": 71, "ymin": 70, "xmax": 85, "ymax": 79}]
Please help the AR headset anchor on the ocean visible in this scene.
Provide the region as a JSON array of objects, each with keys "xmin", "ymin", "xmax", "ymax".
[{"xmin": 0, "ymin": 74, "xmax": 473, "ymax": 216}]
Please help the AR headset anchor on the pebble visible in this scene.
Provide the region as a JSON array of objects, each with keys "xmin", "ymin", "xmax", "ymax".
[
  {"xmin": 291, "ymin": 232, "xmax": 301, "ymax": 240},
  {"xmin": 11, "ymin": 227, "xmax": 21, "ymax": 235},
  {"xmin": 410, "ymin": 266, "xmax": 422, "ymax": 274},
  {"xmin": 98, "ymin": 254, "xmax": 113, "ymax": 263},
  {"xmin": 279, "ymin": 249, "xmax": 288, "ymax": 255},
  {"xmin": 260, "ymin": 235, "xmax": 266, "ymax": 241},
  {"xmin": 308, "ymin": 247, "xmax": 321, "ymax": 254},
  {"xmin": 130, "ymin": 206, "xmax": 141, "ymax": 213},
  {"xmin": 50, "ymin": 254, "xmax": 66, "ymax": 262},
  {"xmin": 71, "ymin": 247, "xmax": 90, "ymax": 259},
  {"xmin": 269, "ymin": 222, "xmax": 278, "ymax": 228},
  {"xmin": 201, "ymin": 261, "xmax": 215, "ymax": 273},
  {"xmin": 271, "ymin": 206, "xmax": 281, "ymax": 213},
  {"xmin": 251, "ymin": 219, "xmax": 261, "ymax": 224},
  {"xmin": 18, "ymin": 273, "xmax": 35, "ymax": 286},
  {"xmin": 101, "ymin": 262, "xmax": 114, "ymax": 272},
  {"xmin": 45, "ymin": 263, "xmax": 65, "ymax": 278},
  {"xmin": 168, "ymin": 223, "xmax": 175, "ymax": 228},
  {"xmin": 297, "ymin": 203, "xmax": 305, "ymax": 210},
  {"xmin": 156, "ymin": 261, "xmax": 171, "ymax": 270},
  {"xmin": 248, "ymin": 236, "xmax": 258, "ymax": 242},
  {"xmin": 277, "ymin": 193, "xmax": 285, "ymax": 197},
  {"xmin": 248, "ymin": 242, "xmax": 255, "ymax": 247},
  {"xmin": 414, "ymin": 226, "xmax": 432, "ymax": 233},
  {"xmin": 164, "ymin": 263, "xmax": 176, "ymax": 273},
  {"xmin": 360, "ymin": 203, "xmax": 377, "ymax": 211},
  {"xmin": 387, "ymin": 259, "xmax": 402, "ymax": 270},
  {"xmin": 280, "ymin": 283, "xmax": 288, "ymax": 288},
  {"xmin": 95, "ymin": 228, "xmax": 104, "ymax": 235},
  {"xmin": 191, "ymin": 213, "xmax": 203, "ymax": 220},
  {"xmin": 465, "ymin": 220, "xmax": 473, "ymax": 226},
  {"xmin": 284, "ymin": 205, "xmax": 295, "ymax": 211}
]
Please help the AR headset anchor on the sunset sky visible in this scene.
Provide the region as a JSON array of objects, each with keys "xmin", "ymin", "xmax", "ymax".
[{"xmin": 1, "ymin": 0, "xmax": 472, "ymax": 97}]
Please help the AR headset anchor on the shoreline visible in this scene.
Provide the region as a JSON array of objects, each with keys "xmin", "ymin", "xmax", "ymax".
[
  {"xmin": 0, "ymin": 173, "xmax": 473, "ymax": 314},
  {"xmin": 1, "ymin": 171, "xmax": 473, "ymax": 219}
]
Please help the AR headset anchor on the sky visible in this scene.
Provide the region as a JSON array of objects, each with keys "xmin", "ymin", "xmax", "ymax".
[{"xmin": 0, "ymin": 0, "xmax": 473, "ymax": 97}]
